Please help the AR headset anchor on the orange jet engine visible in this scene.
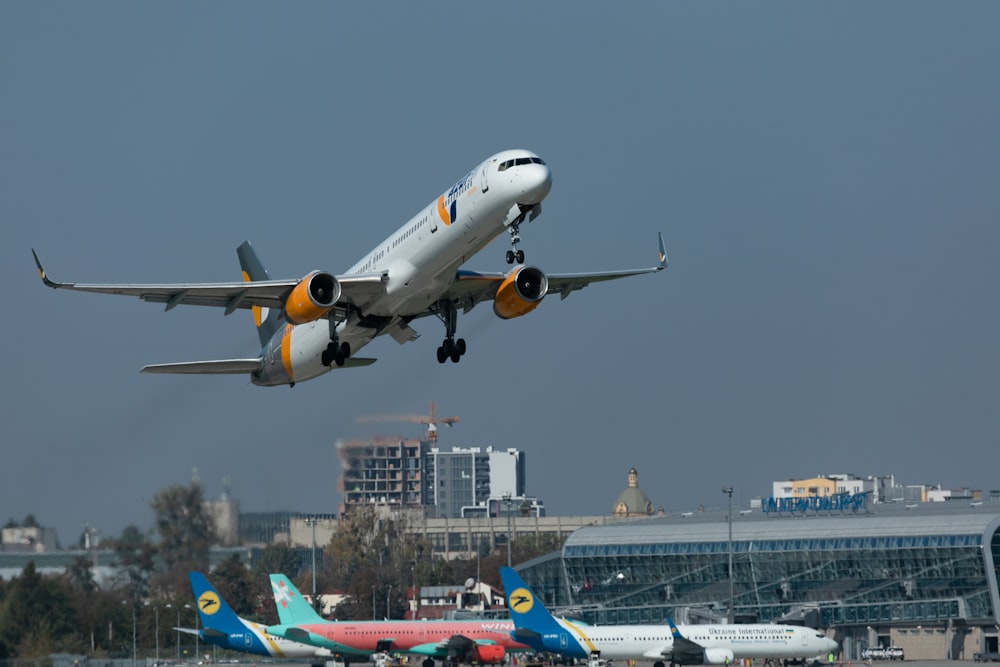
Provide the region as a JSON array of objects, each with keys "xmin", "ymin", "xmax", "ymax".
[
  {"xmin": 468, "ymin": 645, "xmax": 506, "ymax": 665},
  {"xmin": 493, "ymin": 265, "xmax": 548, "ymax": 320},
  {"xmin": 284, "ymin": 271, "xmax": 341, "ymax": 324}
]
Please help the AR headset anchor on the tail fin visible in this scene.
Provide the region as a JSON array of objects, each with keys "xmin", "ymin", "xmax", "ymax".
[
  {"xmin": 270, "ymin": 573, "xmax": 327, "ymax": 625},
  {"xmin": 499, "ymin": 567, "xmax": 567, "ymax": 647},
  {"xmin": 237, "ymin": 241, "xmax": 283, "ymax": 346},
  {"xmin": 189, "ymin": 571, "xmax": 249, "ymax": 635}
]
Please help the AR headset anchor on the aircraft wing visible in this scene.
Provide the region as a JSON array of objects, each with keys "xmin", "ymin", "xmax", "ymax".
[
  {"xmin": 32, "ymin": 250, "xmax": 385, "ymax": 314},
  {"xmin": 279, "ymin": 627, "xmax": 314, "ymax": 643},
  {"xmin": 641, "ymin": 645, "xmax": 674, "ymax": 660},
  {"xmin": 409, "ymin": 634, "xmax": 489, "ymax": 657},
  {"xmin": 665, "ymin": 618, "xmax": 707, "ymax": 663},
  {"xmin": 437, "ymin": 233, "xmax": 667, "ymax": 313}
]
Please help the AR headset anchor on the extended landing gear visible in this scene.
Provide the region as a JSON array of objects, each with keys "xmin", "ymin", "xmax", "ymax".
[
  {"xmin": 321, "ymin": 341, "xmax": 351, "ymax": 367},
  {"xmin": 503, "ymin": 202, "xmax": 542, "ymax": 263},
  {"xmin": 434, "ymin": 300, "xmax": 467, "ymax": 364},
  {"xmin": 505, "ymin": 224, "xmax": 525, "ymax": 264},
  {"xmin": 321, "ymin": 316, "xmax": 351, "ymax": 367},
  {"xmin": 436, "ymin": 336, "xmax": 467, "ymax": 364}
]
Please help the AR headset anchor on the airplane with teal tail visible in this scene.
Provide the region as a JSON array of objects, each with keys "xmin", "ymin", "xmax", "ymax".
[{"xmin": 267, "ymin": 573, "xmax": 525, "ymax": 665}]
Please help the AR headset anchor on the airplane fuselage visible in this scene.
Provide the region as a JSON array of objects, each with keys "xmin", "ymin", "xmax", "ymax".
[
  {"xmin": 201, "ymin": 618, "xmax": 334, "ymax": 660},
  {"xmin": 530, "ymin": 621, "xmax": 837, "ymax": 663},
  {"xmin": 252, "ymin": 150, "xmax": 551, "ymax": 386},
  {"xmin": 269, "ymin": 619, "xmax": 528, "ymax": 657}
]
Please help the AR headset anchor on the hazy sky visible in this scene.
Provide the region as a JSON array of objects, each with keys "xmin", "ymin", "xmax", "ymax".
[{"xmin": 4, "ymin": 3, "xmax": 999, "ymax": 546}]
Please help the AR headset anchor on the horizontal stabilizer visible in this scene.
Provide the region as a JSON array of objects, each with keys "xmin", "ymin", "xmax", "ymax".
[
  {"xmin": 342, "ymin": 357, "xmax": 377, "ymax": 368},
  {"xmin": 141, "ymin": 358, "xmax": 263, "ymax": 374}
]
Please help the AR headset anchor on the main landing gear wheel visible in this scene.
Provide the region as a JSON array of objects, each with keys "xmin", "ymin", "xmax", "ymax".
[
  {"xmin": 505, "ymin": 248, "xmax": 525, "ymax": 264},
  {"xmin": 322, "ymin": 341, "xmax": 351, "ymax": 367},
  {"xmin": 437, "ymin": 337, "xmax": 466, "ymax": 364}
]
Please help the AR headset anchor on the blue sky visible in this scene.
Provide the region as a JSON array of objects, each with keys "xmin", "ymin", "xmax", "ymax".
[{"xmin": 3, "ymin": 3, "xmax": 999, "ymax": 546}]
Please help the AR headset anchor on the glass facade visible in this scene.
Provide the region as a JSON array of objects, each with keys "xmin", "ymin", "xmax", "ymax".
[{"xmin": 518, "ymin": 510, "xmax": 1000, "ymax": 629}]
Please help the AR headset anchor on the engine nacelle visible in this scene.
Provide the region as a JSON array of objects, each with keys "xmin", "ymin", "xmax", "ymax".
[
  {"xmin": 469, "ymin": 645, "xmax": 506, "ymax": 664},
  {"xmin": 284, "ymin": 271, "xmax": 341, "ymax": 324},
  {"xmin": 493, "ymin": 265, "xmax": 548, "ymax": 320},
  {"xmin": 702, "ymin": 648, "xmax": 735, "ymax": 665}
]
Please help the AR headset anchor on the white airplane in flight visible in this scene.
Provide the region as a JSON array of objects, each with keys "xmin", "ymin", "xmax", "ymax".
[
  {"xmin": 33, "ymin": 149, "xmax": 666, "ymax": 387},
  {"xmin": 501, "ymin": 567, "xmax": 838, "ymax": 667}
]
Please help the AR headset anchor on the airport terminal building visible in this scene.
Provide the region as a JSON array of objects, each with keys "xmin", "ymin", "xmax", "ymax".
[{"xmin": 516, "ymin": 497, "xmax": 1000, "ymax": 661}]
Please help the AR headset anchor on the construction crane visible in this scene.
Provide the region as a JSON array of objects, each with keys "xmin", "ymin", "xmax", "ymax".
[{"xmin": 355, "ymin": 400, "xmax": 459, "ymax": 443}]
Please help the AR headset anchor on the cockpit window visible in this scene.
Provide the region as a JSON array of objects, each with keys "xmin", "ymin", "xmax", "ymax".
[{"xmin": 497, "ymin": 156, "xmax": 546, "ymax": 172}]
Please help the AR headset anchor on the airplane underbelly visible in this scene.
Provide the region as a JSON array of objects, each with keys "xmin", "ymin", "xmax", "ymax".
[{"xmin": 254, "ymin": 320, "xmax": 373, "ymax": 385}]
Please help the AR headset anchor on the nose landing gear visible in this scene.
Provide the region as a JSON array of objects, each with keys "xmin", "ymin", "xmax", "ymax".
[{"xmin": 503, "ymin": 203, "xmax": 541, "ymax": 264}]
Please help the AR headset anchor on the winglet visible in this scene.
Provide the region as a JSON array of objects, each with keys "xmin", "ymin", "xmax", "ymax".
[
  {"xmin": 657, "ymin": 233, "xmax": 668, "ymax": 270},
  {"xmin": 31, "ymin": 249, "xmax": 64, "ymax": 289}
]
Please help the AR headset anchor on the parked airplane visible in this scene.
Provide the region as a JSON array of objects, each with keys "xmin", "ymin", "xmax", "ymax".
[
  {"xmin": 500, "ymin": 567, "xmax": 837, "ymax": 667},
  {"xmin": 33, "ymin": 149, "xmax": 666, "ymax": 386},
  {"xmin": 186, "ymin": 571, "xmax": 344, "ymax": 663},
  {"xmin": 266, "ymin": 573, "xmax": 527, "ymax": 665}
]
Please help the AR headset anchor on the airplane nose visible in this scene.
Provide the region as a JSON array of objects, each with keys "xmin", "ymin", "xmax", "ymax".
[{"xmin": 519, "ymin": 163, "xmax": 552, "ymax": 205}]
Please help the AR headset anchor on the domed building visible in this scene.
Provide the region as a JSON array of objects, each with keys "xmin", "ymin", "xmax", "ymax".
[{"xmin": 612, "ymin": 467, "xmax": 655, "ymax": 517}]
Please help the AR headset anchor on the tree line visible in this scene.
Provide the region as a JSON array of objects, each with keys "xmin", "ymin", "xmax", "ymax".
[{"xmin": 0, "ymin": 483, "xmax": 563, "ymax": 659}]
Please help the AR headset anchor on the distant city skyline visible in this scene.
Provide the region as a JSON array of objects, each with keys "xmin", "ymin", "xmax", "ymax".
[{"xmin": 3, "ymin": 458, "xmax": 991, "ymax": 550}]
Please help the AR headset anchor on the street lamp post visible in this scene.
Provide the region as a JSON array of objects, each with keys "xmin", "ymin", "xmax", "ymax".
[
  {"xmin": 122, "ymin": 600, "xmax": 136, "ymax": 667},
  {"xmin": 722, "ymin": 486, "xmax": 734, "ymax": 624},
  {"xmin": 186, "ymin": 603, "xmax": 199, "ymax": 661},
  {"xmin": 145, "ymin": 602, "xmax": 160, "ymax": 663},
  {"xmin": 304, "ymin": 516, "xmax": 319, "ymax": 603},
  {"xmin": 167, "ymin": 604, "xmax": 180, "ymax": 660},
  {"xmin": 411, "ymin": 566, "xmax": 418, "ymax": 618},
  {"xmin": 372, "ymin": 586, "xmax": 377, "ymax": 621},
  {"xmin": 502, "ymin": 493, "xmax": 513, "ymax": 568}
]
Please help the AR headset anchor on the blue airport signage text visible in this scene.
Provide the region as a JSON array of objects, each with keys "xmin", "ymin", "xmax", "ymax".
[{"xmin": 762, "ymin": 492, "xmax": 869, "ymax": 514}]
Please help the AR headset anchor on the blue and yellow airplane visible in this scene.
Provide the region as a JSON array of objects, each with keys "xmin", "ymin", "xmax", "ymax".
[
  {"xmin": 500, "ymin": 567, "xmax": 837, "ymax": 667},
  {"xmin": 187, "ymin": 572, "xmax": 344, "ymax": 663}
]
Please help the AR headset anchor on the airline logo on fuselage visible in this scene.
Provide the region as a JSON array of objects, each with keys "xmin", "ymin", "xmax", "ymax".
[
  {"xmin": 509, "ymin": 587, "xmax": 534, "ymax": 614},
  {"xmin": 437, "ymin": 170, "xmax": 476, "ymax": 226},
  {"xmin": 198, "ymin": 591, "xmax": 221, "ymax": 615}
]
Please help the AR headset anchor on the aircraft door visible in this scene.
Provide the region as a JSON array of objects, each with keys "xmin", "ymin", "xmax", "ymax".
[
  {"xmin": 560, "ymin": 633, "xmax": 569, "ymax": 649},
  {"xmin": 481, "ymin": 163, "xmax": 489, "ymax": 193}
]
